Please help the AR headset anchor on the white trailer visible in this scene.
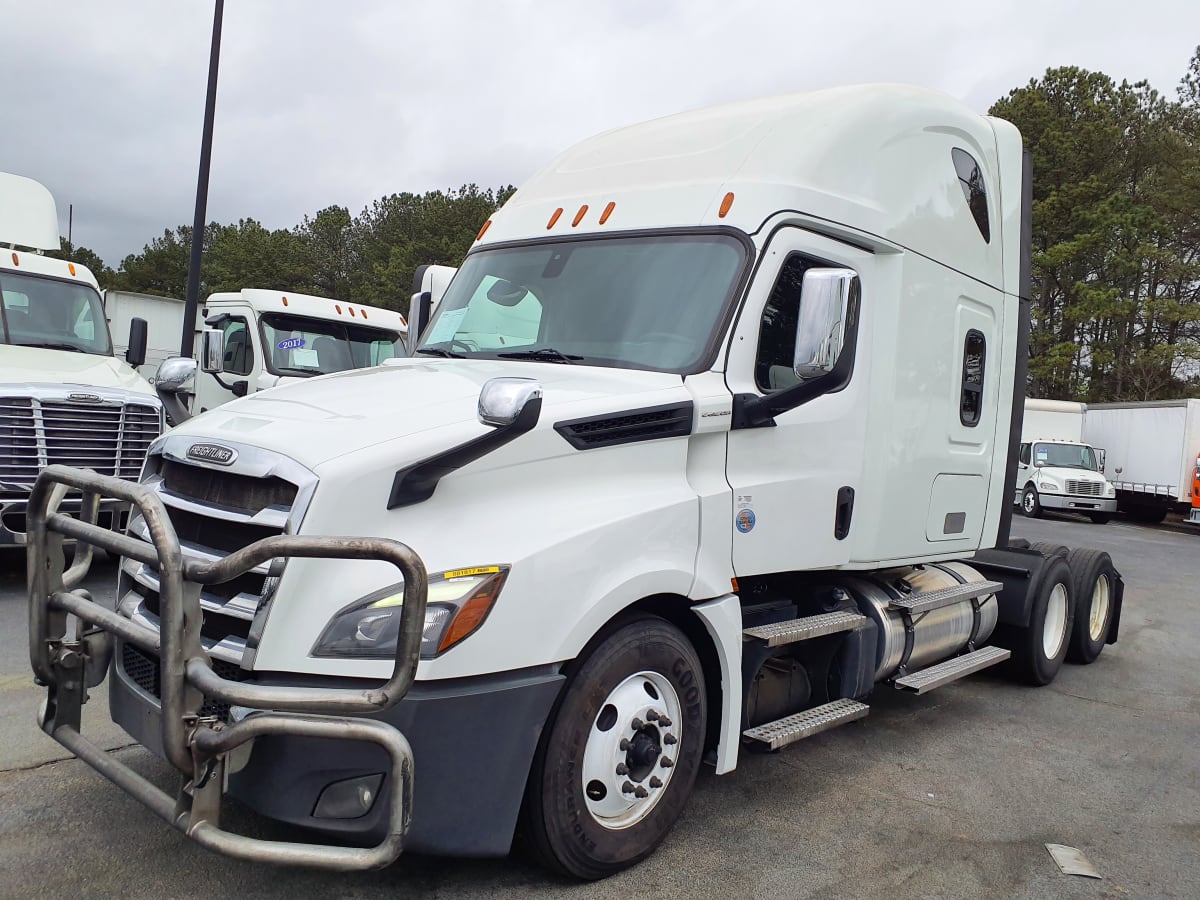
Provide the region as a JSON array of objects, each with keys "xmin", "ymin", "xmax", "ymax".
[
  {"xmin": 1083, "ymin": 400, "xmax": 1200, "ymax": 525},
  {"xmin": 1015, "ymin": 398, "xmax": 1116, "ymax": 523},
  {"xmin": 1, "ymin": 172, "xmax": 161, "ymax": 548},
  {"xmin": 104, "ymin": 290, "xmax": 186, "ymax": 381},
  {"xmin": 28, "ymin": 86, "xmax": 1126, "ymax": 878}
]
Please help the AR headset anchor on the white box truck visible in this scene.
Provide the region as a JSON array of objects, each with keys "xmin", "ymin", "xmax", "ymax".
[
  {"xmin": 105, "ymin": 289, "xmax": 410, "ymax": 417},
  {"xmin": 1, "ymin": 172, "xmax": 162, "ymax": 548},
  {"xmin": 1015, "ymin": 398, "xmax": 1116, "ymax": 523},
  {"xmin": 27, "ymin": 86, "xmax": 1126, "ymax": 878},
  {"xmin": 1083, "ymin": 399, "xmax": 1200, "ymax": 525}
]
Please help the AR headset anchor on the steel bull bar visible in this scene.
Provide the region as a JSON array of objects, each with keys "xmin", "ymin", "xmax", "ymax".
[{"xmin": 27, "ymin": 465, "xmax": 429, "ymax": 870}]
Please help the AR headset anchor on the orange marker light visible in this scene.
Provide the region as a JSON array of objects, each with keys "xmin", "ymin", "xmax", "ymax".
[
  {"xmin": 10, "ymin": 252, "xmax": 18, "ymax": 266},
  {"xmin": 361, "ymin": 309, "xmax": 368, "ymax": 319},
  {"xmin": 282, "ymin": 295, "xmax": 289, "ymax": 306},
  {"xmin": 599, "ymin": 201, "xmax": 616, "ymax": 224},
  {"xmin": 349, "ymin": 307, "xmax": 356, "ymax": 316},
  {"xmin": 476, "ymin": 219, "xmax": 492, "ymax": 241},
  {"xmin": 335, "ymin": 305, "xmax": 342, "ymax": 314},
  {"xmin": 731, "ymin": 577, "xmax": 740, "ymax": 592},
  {"xmin": 719, "ymin": 192, "xmax": 735, "ymax": 218},
  {"xmin": 572, "ymin": 204, "xmax": 589, "ymax": 227},
  {"xmin": 68, "ymin": 263, "xmax": 77, "ymax": 275},
  {"xmin": 546, "ymin": 207, "xmax": 563, "ymax": 229}
]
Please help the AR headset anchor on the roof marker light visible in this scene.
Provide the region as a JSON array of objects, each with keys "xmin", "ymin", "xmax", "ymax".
[
  {"xmin": 11, "ymin": 252, "xmax": 18, "ymax": 266},
  {"xmin": 476, "ymin": 219, "xmax": 492, "ymax": 241},
  {"xmin": 282, "ymin": 295, "xmax": 289, "ymax": 306},
  {"xmin": 349, "ymin": 307, "xmax": 356, "ymax": 316},
  {"xmin": 68, "ymin": 263, "xmax": 77, "ymax": 276},
  {"xmin": 572, "ymin": 204, "xmax": 589, "ymax": 227},
  {"xmin": 719, "ymin": 192, "xmax": 735, "ymax": 218},
  {"xmin": 547, "ymin": 208, "xmax": 563, "ymax": 229},
  {"xmin": 361, "ymin": 309, "xmax": 368, "ymax": 319},
  {"xmin": 335, "ymin": 305, "xmax": 342, "ymax": 314},
  {"xmin": 599, "ymin": 201, "xmax": 616, "ymax": 224}
]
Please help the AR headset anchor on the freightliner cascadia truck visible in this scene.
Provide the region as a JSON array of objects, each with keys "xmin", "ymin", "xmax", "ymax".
[
  {"xmin": 1, "ymin": 172, "xmax": 161, "ymax": 549},
  {"xmin": 27, "ymin": 85, "xmax": 1124, "ymax": 879}
]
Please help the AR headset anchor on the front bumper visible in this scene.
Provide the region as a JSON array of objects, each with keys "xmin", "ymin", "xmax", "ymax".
[
  {"xmin": 1189, "ymin": 507, "xmax": 1200, "ymax": 525},
  {"xmin": 0, "ymin": 496, "xmax": 131, "ymax": 547},
  {"xmin": 111, "ymin": 648, "xmax": 565, "ymax": 856},
  {"xmin": 1038, "ymin": 493, "xmax": 1117, "ymax": 513}
]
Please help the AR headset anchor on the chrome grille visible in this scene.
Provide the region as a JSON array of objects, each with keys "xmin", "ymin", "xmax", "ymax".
[
  {"xmin": 0, "ymin": 395, "xmax": 161, "ymax": 492},
  {"xmin": 1066, "ymin": 480, "xmax": 1103, "ymax": 496}
]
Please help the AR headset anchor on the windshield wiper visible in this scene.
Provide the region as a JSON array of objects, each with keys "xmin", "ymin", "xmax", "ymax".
[
  {"xmin": 17, "ymin": 342, "xmax": 89, "ymax": 354},
  {"xmin": 496, "ymin": 347, "xmax": 584, "ymax": 364},
  {"xmin": 416, "ymin": 347, "xmax": 466, "ymax": 359}
]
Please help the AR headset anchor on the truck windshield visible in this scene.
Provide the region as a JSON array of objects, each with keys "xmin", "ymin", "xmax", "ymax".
[
  {"xmin": 416, "ymin": 233, "xmax": 747, "ymax": 373},
  {"xmin": 0, "ymin": 271, "xmax": 112, "ymax": 355},
  {"xmin": 1034, "ymin": 442, "xmax": 1100, "ymax": 471},
  {"xmin": 259, "ymin": 313, "xmax": 401, "ymax": 376}
]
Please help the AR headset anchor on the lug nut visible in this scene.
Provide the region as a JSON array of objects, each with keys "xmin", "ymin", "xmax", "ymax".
[
  {"xmin": 615, "ymin": 763, "xmax": 629, "ymax": 776},
  {"xmin": 657, "ymin": 716, "xmax": 672, "ymax": 727},
  {"xmin": 663, "ymin": 734, "xmax": 677, "ymax": 745},
  {"xmin": 622, "ymin": 780, "xmax": 635, "ymax": 794},
  {"xmin": 631, "ymin": 717, "xmax": 644, "ymax": 730},
  {"xmin": 619, "ymin": 738, "xmax": 631, "ymax": 751},
  {"xmin": 646, "ymin": 709, "xmax": 660, "ymax": 721},
  {"xmin": 660, "ymin": 757, "xmax": 674, "ymax": 769},
  {"xmin": 649, "ymin": 776, "xmax": 663, "ymax": 788},
  {"xmin": 634, "ymin": 786, "xmax": 649, "ymax": 799}
]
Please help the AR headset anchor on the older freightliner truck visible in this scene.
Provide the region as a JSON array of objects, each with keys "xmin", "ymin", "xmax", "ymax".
[{"xmin": 28, "ymin": 86, "xmax": 1124, "ymax": 879}]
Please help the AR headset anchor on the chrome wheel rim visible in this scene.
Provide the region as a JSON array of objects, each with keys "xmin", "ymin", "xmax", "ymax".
[
  {"xmin": 1024, "ymin": 491, "xmax": 1036, "ymax": 513},
  {"xmin": 1088, "ymin": 574, "xmax": 1111, "ymax": 642},
  {"xmin": 1043, "ymin": 582, "xmax": 1068, "ymax": 659},
  {"xmin": 581, "ymin": 670, "xmax": 682, "ymax": 830}
]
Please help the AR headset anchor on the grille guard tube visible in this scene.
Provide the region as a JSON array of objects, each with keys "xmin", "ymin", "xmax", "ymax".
[{"xmin": 26, "ymin": 465, "xmax": 429, "ymax": 871}]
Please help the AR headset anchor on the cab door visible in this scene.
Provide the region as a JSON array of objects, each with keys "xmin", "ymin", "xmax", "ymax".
[
  {"xmin": 194, "ymin": 311, "xmax": 254, "ymax": 413},
  {"xmin": 724, "ymin": 228, "xmax": 874, "ymax": 576}
]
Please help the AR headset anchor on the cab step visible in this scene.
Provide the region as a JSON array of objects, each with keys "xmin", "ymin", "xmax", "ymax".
[
  {"xmin": 893, "ymin": 645, "xmax": 1011, "ymax": 694},
  {"xmin": 743, "ymin": 610, "xmax": 867, "ymax": 647},
  {"xmin": 887, "ymin": 579, "xmax": 1003, "ymax": 616},
  {"xmin": 742, "ymin": 698, "xmax": 869, "ymax": 750}
]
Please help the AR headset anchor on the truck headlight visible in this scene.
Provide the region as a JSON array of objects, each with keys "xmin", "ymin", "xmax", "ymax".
[
  {"xmin": 312, "ymin": 566, "xmax": 509, "ymax": 660},
  {"xmin": 1038, "ymin": 480, "xmax": 1058, "ymax": 492},
  {"xmin": 1105, "ymin": 483, "xmax": 1115, "ymax": 496}
]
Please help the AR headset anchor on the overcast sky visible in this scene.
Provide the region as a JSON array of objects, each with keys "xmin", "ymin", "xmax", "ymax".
[{"xmin": 2, "ymin": 0, "xmax": 1196, "ymax": 267}]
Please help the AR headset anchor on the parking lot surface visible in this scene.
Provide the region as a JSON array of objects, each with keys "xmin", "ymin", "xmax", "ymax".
[{"xmin": 2, "ymin": 514, "xmax": 1197, "ymax": 899}]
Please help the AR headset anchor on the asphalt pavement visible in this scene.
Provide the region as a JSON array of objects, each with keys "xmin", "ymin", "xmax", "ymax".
[{"xmin": 1, "ymin": 513, "xmax": 1197, "ymax": 899}]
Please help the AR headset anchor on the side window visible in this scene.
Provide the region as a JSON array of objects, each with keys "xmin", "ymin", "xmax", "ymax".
[
  {"xmin": 755, "ymin": 254, "xmax": 816, "ymax": 392},
  {"xmin": 951, "ymin": 148, "xmax": 991, "ymax": 243},
  {"xmin": 959, "ymin": 329, "xmax": 986, "ymax": 426},
  {"xmin": 1019, "ymin": 443, "xmax": 1031, "ymax": 465},
  {"xmin": 222, "ymin": 317, "xmax": 253, "ymax": 376}
]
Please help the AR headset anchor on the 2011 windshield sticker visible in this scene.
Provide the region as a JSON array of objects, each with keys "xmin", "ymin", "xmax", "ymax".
[
  {"xmin": 735, "ymin": 494, "xmax": 755, "ymax": 533},
  {"xmin": 278, "ymin": 337, "xmax": 305, "ymax": 350}
]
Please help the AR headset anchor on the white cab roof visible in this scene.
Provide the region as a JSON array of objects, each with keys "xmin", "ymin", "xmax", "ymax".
[
  {"xmin": 204, "ymin": 289, "xmax": 407, "ymax": 333},
  {"xmin": 2, "ymin": 248, "xmax": 101, "ymax": 290},
  {"xmin": 0, "ymin": 172, "xmax": 61, "ymax": 250}
]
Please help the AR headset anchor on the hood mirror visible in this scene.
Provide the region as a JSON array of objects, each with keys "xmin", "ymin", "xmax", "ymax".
[
  {"xmin": 478, "ymin": 377, "xmax": 542, "ymax": 428},
  {"xmin": 155, "ymin": 356, "xmax": 198, "ymax": 426}
]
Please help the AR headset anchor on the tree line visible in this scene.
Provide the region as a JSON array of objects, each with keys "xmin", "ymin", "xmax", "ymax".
[{"xmin": 59, "ymin": 49, "xmax": 1200, "ymax": 402}]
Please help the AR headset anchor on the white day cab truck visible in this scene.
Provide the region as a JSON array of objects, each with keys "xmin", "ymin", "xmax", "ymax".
[
  {"xmin": 1083, "ymin": 399, "xmax": 1200, "ymax": 525},
  {"xmin": 27, "ymin": 86, "xmax": 1126, "ymax": 879},
  {"xmin": 1016, "ymin": 398, "xmax": 1117, "ymax": 523},
  {"xmin": 104, "ymin": 288, "xmax": 409, "ymax": 418},
  {"xmin": 1, "ymin": 172, "xmax": 161, "ymax": 549}
]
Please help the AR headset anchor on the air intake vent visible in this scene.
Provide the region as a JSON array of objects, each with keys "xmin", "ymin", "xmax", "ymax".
[{"xmin": 555, "ymin": 402, "xmax": 693, "ymax": 450}]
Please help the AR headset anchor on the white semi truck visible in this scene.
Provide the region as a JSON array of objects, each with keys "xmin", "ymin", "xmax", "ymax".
[
  {"xmin": 105, "ymin": 288, "xmax": 409, "ymax": 416},
  {"xmin": 1, "ymin": 172, "xmax": 162, "ymax": 548},
  {"xmin": 1083, "ymin": 399, "xmax": 1200, "ymax": 525},
  {"xmin": 1016, "ymin": 398, "xmax": 1116, "ymax": 523},
  {"xmin": 27, "ymin": 86, "xmax": 1125, "ymax": 878}
]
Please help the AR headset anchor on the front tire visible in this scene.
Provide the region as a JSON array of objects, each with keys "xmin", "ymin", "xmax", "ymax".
[
  {"xmin": 522, "ymin": 615, "xmax": 707, "ymax": 880},
  {"xmin": 1088, "ymin": 513, "xmax": 1112, "ymax": 524},
  {"xmin": 1021, "ymin": 485, "xmax": 1043, "ymax": 518},
  {"xmin": 1009, "ymin": 556, "xmax": 1074, "ymax": 685},
  {"xmin": 1065, "ymin": 548, "xmax": 1116, "ymax": 664}
]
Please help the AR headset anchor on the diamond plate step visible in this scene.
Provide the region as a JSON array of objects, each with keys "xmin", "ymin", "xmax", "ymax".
[
  {"xmin": 887, "ymin": 580, "xmax": 1003, "ymax": 615},
  {"xmin": 743, "ymin": 610, "xmax": 867, "ymax": 647},
  {"xmin": 893, "ymin": 645, "xmax": 1011, "ymax": 695},
  {"xmin": 742, "ymin": 698, "xmax": 869, "ymax": 750}
]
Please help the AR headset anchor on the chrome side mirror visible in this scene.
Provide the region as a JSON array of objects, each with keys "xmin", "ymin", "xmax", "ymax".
[
  {"xmin": 155, "ymin": 356, "xmax": 198, "ymax": 426},
  {"xmin": 478, "ymin": 377, "xmax": 542, "ymax": 428},
  {"xmin": 201, "ymin": 329, "xmax": 225, "ymax": 374},
  {"xmin": 793, "ymin": 268, "xmax": 859, "ymax": 381}
]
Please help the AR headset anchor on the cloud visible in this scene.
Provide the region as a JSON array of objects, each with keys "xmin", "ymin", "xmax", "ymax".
[{"xmin": 2, "ymin": 0, "xmax": 1195, "ymax": 266}]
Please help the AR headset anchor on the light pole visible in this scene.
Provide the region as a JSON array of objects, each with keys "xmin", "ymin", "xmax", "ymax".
[{"xmin": 180, "ymin": 0, "xmax": 224, "ymax": 357}]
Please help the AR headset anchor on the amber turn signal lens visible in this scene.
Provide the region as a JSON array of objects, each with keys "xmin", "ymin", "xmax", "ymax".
[
  {"xmin": 547, "ymin": 208, "xmax": 563, "ymax": 229},
  {"xmin": 438, "ymin": 571, "xmax": 509, "ymax": 653},
  {"xmin": 719, "ymin": 192, "xmax": 735, "ymax": 218}
]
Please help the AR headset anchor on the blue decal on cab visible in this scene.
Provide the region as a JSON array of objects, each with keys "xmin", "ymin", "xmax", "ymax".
[
  {"xmin": 278, "ymin": 337, "xmax": 305, "ymax": 350},
  {"xmin": 735, "ymin": 509, "xmax": 756, "ymax": 533}
]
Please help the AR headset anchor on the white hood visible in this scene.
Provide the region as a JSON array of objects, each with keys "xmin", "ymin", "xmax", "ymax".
[
  {"xmin": 0, "ymin": 345, "xmax": 154, "ymax": 396},
  {"xmin": 166, "ymin": 358, "xmax": 685, "ymax": 469}
]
